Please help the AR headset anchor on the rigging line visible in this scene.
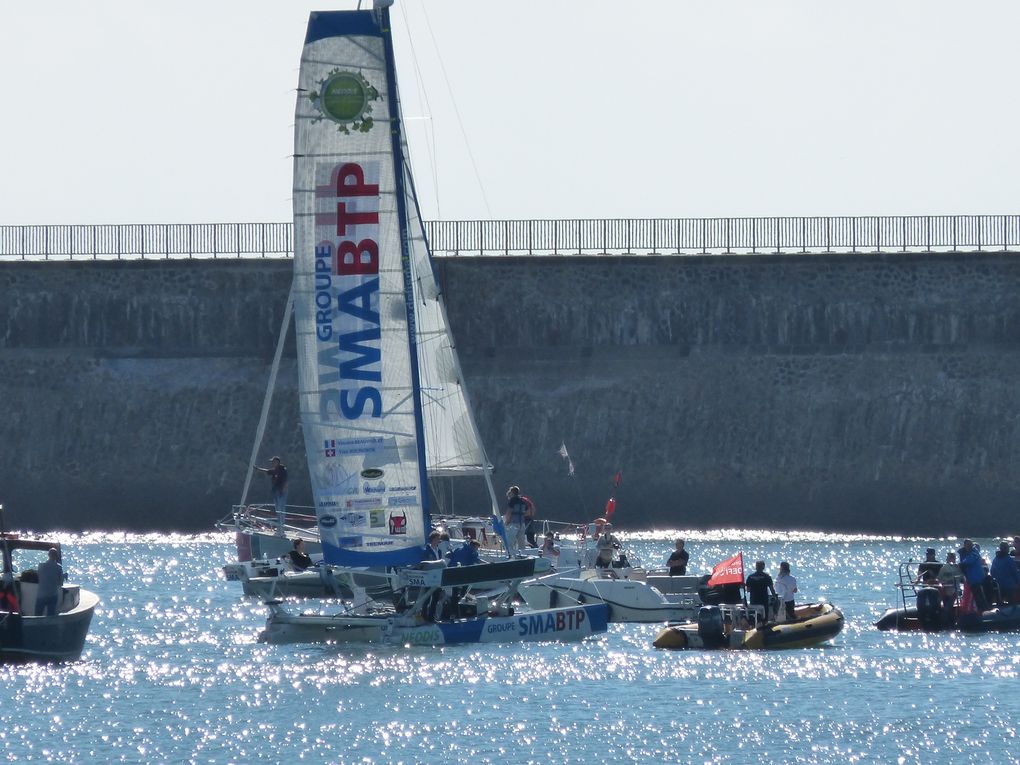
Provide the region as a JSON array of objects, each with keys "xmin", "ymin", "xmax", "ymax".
[
  {"xmin": 398, "ymin": 2, "xmax": 442, "ymax": 219},
  {"xmin": 417, "ymin": 1, "xmax": 494, "ymax": 218}
]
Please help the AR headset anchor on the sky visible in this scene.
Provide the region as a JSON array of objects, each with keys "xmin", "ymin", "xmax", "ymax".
[{"xmin": 2, "ymin": 1, "xmax": 1019, "ymax": 225}]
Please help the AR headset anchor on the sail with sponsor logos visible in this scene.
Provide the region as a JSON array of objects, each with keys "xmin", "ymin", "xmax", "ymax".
[
  {"xmin": 293, "ymin": 5, "xmax": 420, "ymax": 571},
  {"xmin": 292, "ymin": 4, "xmax": 488, "ymax": 567},
  {"xmin": 258, "ymin": 2, "xmax": 610, "ymax": 647}
]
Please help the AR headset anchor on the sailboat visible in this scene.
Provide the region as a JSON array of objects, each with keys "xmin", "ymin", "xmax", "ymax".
[{"xmin": 260, "ymin": 2, "xmax": 608, "ymax": 645}]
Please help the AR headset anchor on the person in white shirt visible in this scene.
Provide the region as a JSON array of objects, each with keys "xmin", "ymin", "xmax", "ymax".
[{"xmin": 775, "ymin": 561, "xmax": 798, "ymax": 622}]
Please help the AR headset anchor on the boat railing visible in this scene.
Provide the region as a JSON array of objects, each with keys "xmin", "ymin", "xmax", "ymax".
[
  {"xmin": 219, "ymin": 503, "xmax": 319, "ymax": 540},
  {"xmin": 891, "ymin": 559, "xmax": 962, "ymax": 612}
]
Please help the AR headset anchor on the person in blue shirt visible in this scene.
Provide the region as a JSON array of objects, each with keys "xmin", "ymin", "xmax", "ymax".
[
  {"xmin": 447, "ymin": 538, "xmax": 481, "ymax": 567},
  {"xmin": 958, "ymin": 539, "xmax": 989, "ymax": 612},
  {"xmin": 990, "ymin": 541, "xmax": 1019, "ymax": 605}
]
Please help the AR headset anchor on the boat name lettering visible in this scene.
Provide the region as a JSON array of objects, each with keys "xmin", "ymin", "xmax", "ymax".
[
  {"xmin": 405, "ymin": 628, "xmax": 437, "ymax": 644},
  {"xmin": 314, "ymin": 244, "xmax": 334, "ymax": 341},
  {"xmin": 404, "ymin": 576, "xmax": 427, "ymax": 587},
  {"xmin": 317, "ymin": 161, "xmax": 383, "ymax": 423},
  {"xmin": 485, "ymin": 622, "xmax": 516, "ymax": 634},
  {"xmin": 518, "ymin": 609, "xmax": 587, "ymax": 636}
]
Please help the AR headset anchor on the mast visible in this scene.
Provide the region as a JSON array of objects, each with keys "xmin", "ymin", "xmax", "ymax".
[{"xmin": 379, "ymin": 3, "xmax": 432, "ymax": 532}]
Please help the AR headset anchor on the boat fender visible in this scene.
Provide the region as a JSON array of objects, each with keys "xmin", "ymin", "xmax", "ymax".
[
  {"xmin": 915, "ymin": 587, "xmax": 942, "ymax": 632},
  {"xmin": 697, "ymin": 605, "xmax": 726, "ymax": 649},
  {"xmin": 548, "ymin": 588, "xmax": 559, "ymax": 609}
]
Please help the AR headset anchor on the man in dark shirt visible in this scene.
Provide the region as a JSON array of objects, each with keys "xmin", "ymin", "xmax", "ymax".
[
  {"xmin": 917, "ymin": 548, "xmax": 941, "ymax": 582},
  {"xmin": 288, "ymin": 538, "xmax": 314, "ymax": 571},
  {"xmin": 256, "ymin": 456, "xmax": 289, "ymax": 533},
  {"xmin": 666, "ymin": 539, "xmax": 689, "ymax": 576},
  {"xmin": 745, "ymin": 560, "xmax": 777, "ymax": 615}
]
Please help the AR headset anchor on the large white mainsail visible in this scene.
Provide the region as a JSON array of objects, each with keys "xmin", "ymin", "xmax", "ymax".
[{"xmin": 293, "ymin": 7, "xmax": 435, "ymax": 567}]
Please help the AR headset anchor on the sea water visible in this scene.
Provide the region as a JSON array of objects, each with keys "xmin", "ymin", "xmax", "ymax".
[{"xmin": 2, "ymin": 530, "xmax": 1019, "ymax": 765}]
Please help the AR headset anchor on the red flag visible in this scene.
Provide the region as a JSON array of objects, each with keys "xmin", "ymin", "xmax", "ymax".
[
  {"xmin": 707, "ymin": 552, "xmax": 744, "ymax": 587},
  {"xmin": 604, "ymin": 497, "xmax": 616, "ymax": 517},
  {"xmin": 613, "ymin": 471, "xmax": 622, "ymax": 488}
]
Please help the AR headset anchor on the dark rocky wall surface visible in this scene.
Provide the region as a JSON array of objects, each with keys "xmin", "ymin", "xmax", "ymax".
[{"xmin": 1, "ymin": 253, "xmax": 1018, "ymax": 534}]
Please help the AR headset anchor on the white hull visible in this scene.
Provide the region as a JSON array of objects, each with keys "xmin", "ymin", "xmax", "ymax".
[{"xmin": 519, "ymin": 571, "xmax": 701, "ymax": 623}]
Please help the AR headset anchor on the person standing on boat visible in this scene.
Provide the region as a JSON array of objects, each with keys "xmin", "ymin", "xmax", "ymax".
[
  {"xmin": 595, "ymin": 524, "xmax": 620, "ymax": 568},
  {"xmin": 916, "ymin": 549, "xmax": 941, "ymax": 583},
  {"xmin": 745, "ymin": 561, "xmax": 777, "ymax": 620},
  {"xmin": 991, "ymin": 541, "xmax": 1019, "ymax": 605},
  {"xmin": 666, "ymin": 539, "xmax": 689, "ymax": 576},
  {"xmin": 288, "ymin": 538, "xmax": 314, "ymax": 571},
  {"xmin": 958, "ymin": 539, "xmax": 989, "ymax": 613},
  {"xmin": 775, "ymin": 561, "xmax": 798, "ymax": 622},
  {"xmin": 256, "ymin": 456, "xmax": 288, "ymax": 534},
  {"xmin": 504, "ymin": 486, "xmax": 529, "ymax": 554},
  {"xmin": 35, "ymin": 548, "xmax": 63, "ymax": 617},
  {"xmin": 523, "ymin": 495, "xmax": 538, "ymax": 548}
]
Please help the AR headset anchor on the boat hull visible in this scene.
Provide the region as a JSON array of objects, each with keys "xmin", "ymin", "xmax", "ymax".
[
  {"xmin": 519, "ymin": 572, "xmax": 700, "ymax": 623},
  {"xmin": 654, "ymin": 603, "xmax": 844, "ymax": 650},
  {"xmin": 0, "ymin": 589, "xmax": 99, "ymax": 663},
  {"xmin": 876, "ymin": 604, "xmax": 1020, "ymax": 633},
  {"xmin": 260, "ymin": 603, "xmax": 609, "ymax": 646}
]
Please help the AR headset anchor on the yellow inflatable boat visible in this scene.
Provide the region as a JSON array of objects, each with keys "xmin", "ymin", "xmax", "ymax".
[{"xmin": 653, "ymin": 602, "xmax": 844, "ymax": 650}]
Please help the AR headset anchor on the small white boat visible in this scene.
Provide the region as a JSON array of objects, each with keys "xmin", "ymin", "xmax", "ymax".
[
  {"xmin": 519, "ymin": 566, "xmax": 701, "ymax": 623},
  {"xmin": 0, "ymin": 531, "xmax": 99, "ymax": 663}
]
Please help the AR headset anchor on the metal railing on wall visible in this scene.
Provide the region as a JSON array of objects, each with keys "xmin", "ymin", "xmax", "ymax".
[{"xmin": 2, "ymin": 216, "xmax": 1019, "ymax": 260}]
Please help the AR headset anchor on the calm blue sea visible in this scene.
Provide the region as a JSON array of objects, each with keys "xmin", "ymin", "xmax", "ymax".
[{"xmin": 3, "ymin": 530, "xmax": 1019, "ymax": 764}]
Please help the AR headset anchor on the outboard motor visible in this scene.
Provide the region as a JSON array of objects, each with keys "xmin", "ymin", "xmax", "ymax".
[
  {"xmin": 697, "ymin": 575, "xmax": 722, "ymax": 606},
  {"xmin": 915, "ymin": 587, "xmax": 942, "ymax": 632},
  {"xmin": 697, "ymin": 605, "xmax": 726, "ymax": 648}
]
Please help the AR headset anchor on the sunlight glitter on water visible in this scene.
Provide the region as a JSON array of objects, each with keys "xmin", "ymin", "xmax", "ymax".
[{"xmin": 2, "ymin": 532, "xmax": 1020, "ymax": 763}]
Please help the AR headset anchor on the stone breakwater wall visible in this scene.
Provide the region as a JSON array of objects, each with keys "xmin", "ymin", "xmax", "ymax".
[{"xmin": 2, "ymin": 254, "xmax": 1019, "ymax": 534}]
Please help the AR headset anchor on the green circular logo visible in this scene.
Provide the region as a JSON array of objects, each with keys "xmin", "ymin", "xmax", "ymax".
[{"xmin": 320, "ymin": 73, "xmax": 368, "ymax": 123}]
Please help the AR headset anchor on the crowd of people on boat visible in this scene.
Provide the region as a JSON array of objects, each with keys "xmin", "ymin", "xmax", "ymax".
[{"xmin": 915, "ymin": 537, "xmax": 1020, "ymax": 614}]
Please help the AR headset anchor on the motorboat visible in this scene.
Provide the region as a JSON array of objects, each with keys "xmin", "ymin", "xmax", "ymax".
[
  {"xmin": 519, "ymin": 565, "xmax": 701, "ymax": 623},
  {"xmin": 653, "ymin": 602, "xmax": 844, "ymax": 650},
  {"xmin": 0, "ymin": 531, "xmax": 99, "ymax": 663},
  {"xmin": 875, "ymin": 559, "xmax": 1020, "ymax": 633},
  {"xmin": 518, "ymin": 536, "xmax": 703, "ymax": 623}
]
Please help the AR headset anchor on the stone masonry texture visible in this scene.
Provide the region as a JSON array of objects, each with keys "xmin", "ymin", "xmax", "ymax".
[{"xmin": 1, "ymin": 253, "xmax": 1018, "ymax": 534}]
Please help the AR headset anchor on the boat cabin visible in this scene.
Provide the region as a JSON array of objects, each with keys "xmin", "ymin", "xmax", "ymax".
[{"xmin": 0, "ymin": 535, "xmax": 82, "ymax": 616}]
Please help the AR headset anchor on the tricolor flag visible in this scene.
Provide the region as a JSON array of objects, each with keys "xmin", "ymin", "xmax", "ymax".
[
  {"xmin": 558, "ymin": 442, "xmax": 575, "ymax": 477},
  {"xmin": 707, "ymin": 552, "xmax": 745, "ymax": 587}
]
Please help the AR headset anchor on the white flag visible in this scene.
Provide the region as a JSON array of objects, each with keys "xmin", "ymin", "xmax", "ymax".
[{"xmin": 558, "ymin": 443, "xmax": 575, "ymax": 477}]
